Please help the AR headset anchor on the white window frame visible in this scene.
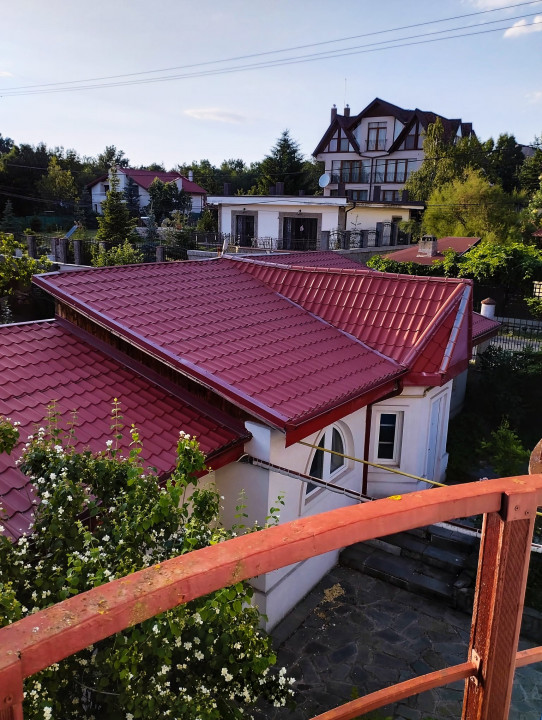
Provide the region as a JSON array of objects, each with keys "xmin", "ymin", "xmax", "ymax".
[
  {"xmin": 305, "ymin": 426, "xmax": 347, "ymax": 502},
  {"xmin": 374, "ymin": 411, "xmax": 404, "ymax": 466}
]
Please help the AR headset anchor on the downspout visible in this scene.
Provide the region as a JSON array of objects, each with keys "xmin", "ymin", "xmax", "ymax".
[{"xmin": 362, "ymin": 384, "xmax": 404, "ymax": 495}]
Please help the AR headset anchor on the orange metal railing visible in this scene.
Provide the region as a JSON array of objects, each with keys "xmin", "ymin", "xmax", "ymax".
[{"xmin": 1, "ymin": 474, "xmax": 542, "ymax": 720}]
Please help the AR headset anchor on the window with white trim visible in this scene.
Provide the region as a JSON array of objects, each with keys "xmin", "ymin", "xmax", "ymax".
[
  {"xmin": 375, "ymin": 412, "xmax": 403, "ymax": 465},
  {"xmin": 306, "ymin": 427, "xmax": 346, "ymax": 498}
]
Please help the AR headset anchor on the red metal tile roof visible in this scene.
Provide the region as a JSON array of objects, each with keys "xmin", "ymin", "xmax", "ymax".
[
  {"xmin": 34, "ymin": 262, "xmax": 406, "ymax": 439},
  {"xmin": 384, "ymin": 237, "xmax": 481, "ymax": 265},
  {"xmin": 249, "ymin": 251, "xmax": 364, "ymax": 269},
  {"xmin": 0, "ymin": 321, "xmax": 249, "ymax": 540},
  {"xmin": 237, "ymin": 257, "xmax": 471, "ymax": 368},
  {"xmin": 472, "ymin": 312, "xmax": 501, "ymax": 343},
  {"xmin": 88, "ymin": 169, "xmax": 207, "ymax": 195}
]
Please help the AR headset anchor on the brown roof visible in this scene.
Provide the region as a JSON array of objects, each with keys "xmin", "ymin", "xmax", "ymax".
[{"xmin": 384, "ymin": 237, "xmax": 481, "ymax": 265}]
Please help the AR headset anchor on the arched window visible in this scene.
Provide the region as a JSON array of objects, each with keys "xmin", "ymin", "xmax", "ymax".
[{"xmin": 306, "ymin": 427, "xmax": 345, "ymax": 498}]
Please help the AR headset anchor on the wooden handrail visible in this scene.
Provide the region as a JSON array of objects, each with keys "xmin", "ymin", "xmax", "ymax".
[{"xmin": 1, "ymin": 474, "xmax": 542, "ymax": 719}]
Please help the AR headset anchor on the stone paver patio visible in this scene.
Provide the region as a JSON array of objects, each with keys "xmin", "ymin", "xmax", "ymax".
[{"xmin": 255, "ymin": 565, "xmax": 542, "ymax": 720}]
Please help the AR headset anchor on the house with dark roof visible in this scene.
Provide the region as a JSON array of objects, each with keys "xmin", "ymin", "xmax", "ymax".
[
  {"xmin": 313, "ymin": 97, "xmax": 474, "ymax": 211},
  {"xmin": 0, "ymin": 254, "xmax": 498, "ymax": 627},
  {"xmin": 384, "ymin": 236, "xmax": 482, "ymax": 265},
  {"xmin": 88, "ymin": 166, "xmax": 207, "ymax": 216}
]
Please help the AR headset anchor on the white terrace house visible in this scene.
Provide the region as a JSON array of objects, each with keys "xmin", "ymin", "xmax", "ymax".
[{"xmin": 88, "ymin": 167, "xmax": 207, "ymax": 216}]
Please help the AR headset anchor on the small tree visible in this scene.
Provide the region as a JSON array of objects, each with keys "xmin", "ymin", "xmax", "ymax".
[
  {"xmin": 254, "ymin": 130, "xmax": 305, "ymax": 195},
  {"xmin": 0, "ymin": 405, "xmax": 294, "ymax": 719},
  {"xmin": 38, "ymin": 156, "xmax": 78, "ymax": 209},
  {"xmin": 96, "ymin": 167, "xmax": 138, "ymax": 246},
  {"xmin": 479, "ymin": 418, "xmax": 530, "ymax": 477},
  {"xmin": 0, "ymin": 200, "xmax": 21, "ymax": 236},
  {"xmin": 91, "ymin": 239, "xmax": 143, "ymax": 267}
]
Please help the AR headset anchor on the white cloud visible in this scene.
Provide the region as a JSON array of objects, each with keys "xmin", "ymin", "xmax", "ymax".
[
  {"xmin": 526, "ymin": 90, "xmax": 542, "ymax": 103},
  {"xmin": 0, "ymin": 70, "xmax": 13, "ymax": 78},
  {"xmin": 183, "ymin": 108, "xmax": 246, "ymax": 124},
  {"xmin": 504, "ymin": 14, "xmax": 542, "ymax": 37}
]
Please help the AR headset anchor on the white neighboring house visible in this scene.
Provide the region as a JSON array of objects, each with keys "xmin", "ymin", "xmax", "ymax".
[
  {"xmin": 88, "ymin": 166, "xmax": 207, "ymax": 216},
  {"xmin": 207, "ymin": 195, "xmax": 347, "ymax": 249}
]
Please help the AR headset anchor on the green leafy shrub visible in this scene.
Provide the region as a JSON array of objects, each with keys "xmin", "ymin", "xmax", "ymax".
[
  {"xmin": 91, "ymin": 239, "xmax": 143, "ymax": 267},
  {"xmin": 0, "ymin": 404, "xmax": 294, "ymax": 719}
]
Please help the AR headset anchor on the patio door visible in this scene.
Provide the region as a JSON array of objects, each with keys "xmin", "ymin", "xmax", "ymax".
[
  {"xmin": 282, "ymin": 217, "xmax": 318, "ymax": 250},
  {"xmin": 235, "ymin": 215, "xmax": 254, "ymax": 247}
]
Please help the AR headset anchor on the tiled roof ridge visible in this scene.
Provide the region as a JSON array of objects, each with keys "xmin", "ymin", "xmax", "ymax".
[
  {"xmin": 400, "ymin": 282, "xmax": 468, "ymax": 368},
  {"xmin": 231, "ymin": 255, "xmax": 471, "ymax": 287}
]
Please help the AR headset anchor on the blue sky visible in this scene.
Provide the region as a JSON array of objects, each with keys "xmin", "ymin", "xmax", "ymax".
[{"xmin": 0, "ymin": 0, "xmax": 540, "ymax": 169}]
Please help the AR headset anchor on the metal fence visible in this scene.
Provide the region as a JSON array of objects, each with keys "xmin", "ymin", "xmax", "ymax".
[{"xmin": 491, "ymin": 317, "xmax": 542, "ymax": 353}]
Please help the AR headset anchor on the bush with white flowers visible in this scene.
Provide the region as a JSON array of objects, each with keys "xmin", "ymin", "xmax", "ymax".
[{"xmin": 0, "ymin": 402, "xmax": 294, "ymax": 719}]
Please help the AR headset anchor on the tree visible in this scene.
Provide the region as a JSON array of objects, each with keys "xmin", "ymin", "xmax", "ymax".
[
  {"xmin": 486, "ymin": 133, "xmax": 525, "ymax": 193},
  {"xmin": 37, "ymin": 156, "xmax": 79, "ymax": 209},
  {"xmin": 519, "ymin": 146, "xmax": 542, "ymax": 197},
  {"xmin": 254, "ymin": 130, "xmax": 305, "ymax": 195},
  {"xmin": 458, "ymin": 240, "xmax": 542, "ymax": 296},
  {"xmin": 91, "ymin": 239, "xmax": 144, "ymax": 267},
  {"xmin": 0, "ymin": 133, "xmax": 14, "ymax": 155},
  {"xmin": 95, "ymin": 145, "xmax": 129, "ymax": 172},
  {"xmin": 95, "ymin": 167, "xmax": 138, "ymax": 245},
  {"xmin": 0, "ymin": 405, "xmax": 294, "ymax": 719},
  {"xmin": 422, "ymin": 168, "xmax": 519, "ymax": 241},
  {"xmin": 0, "ymin": 200, "xmax": 21, "ymax": 235},
  {"xmin": 147, "ymin": 178, "xmax": 191, "ymax": 223},
  {"xmin": 0, "ymin": 232, "xmax": 52, "ymax": 304}
]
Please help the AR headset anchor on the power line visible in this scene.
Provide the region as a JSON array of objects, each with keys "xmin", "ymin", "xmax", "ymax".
[{"xmin": 1, "ymin": 9, "xmax": 540, "ymax": 97}]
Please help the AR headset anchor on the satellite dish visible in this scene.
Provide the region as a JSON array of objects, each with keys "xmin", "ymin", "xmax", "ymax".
[{"xmin": 318, "ymin": 173, "xmax": 331, "ymax": 188}]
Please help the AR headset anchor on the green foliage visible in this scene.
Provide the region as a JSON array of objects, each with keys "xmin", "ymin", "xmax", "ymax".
[
  {"xmin": 479, "ymin": 418, "xmax": 530, "ymax": 477},
  {"xmin": 0, "ymin": 200, "xmax": 21, "ymax": 235},
  {"xmin": 91, "ymin": 239, "xmax": 143, "ymax": 267},
  {"xmin": 458, "ymin": 240, "xmax": 542, "ymax": 294},
  {"xmin": 147, "ymin": 178, "xmax": 191, "ymax": 223},
  {"xmin": 518, "ymin": 146, "xmax": 542, "ymax": 197},
  {"xmin": 254, "ymin": 130, "xmax": 305, "ymax": 195},
  {"xmin": 365, "ymin": 254, "xmax": 445, "ymax": 277},
  {"xmin": 422, "ymin": 168, "xmax": 519, "ymax": 240},
  {"xmin": 196, "ymin": 208, "xmax": 218, "ymax": 232},
  {"xmin": 0, "ymin": 416, "xmax": 20, "ymax": 454},
  {"xmin": 0, "ymin": 232, "xmax": 52, "ymax": 298},
  {"xmin": 0, "ymin": 405, "xmax": 294, "ymax": 719},
  {"xmin": 525, "ymin": 296, "xmax": 542, "ymax": 319},
  {"xmin": 95, "ymin": 167, "xmax": 138, "ymax": 246},
  {"xmin": 37, "ymin": 156, "xmax": 79, "ymax": 207}
]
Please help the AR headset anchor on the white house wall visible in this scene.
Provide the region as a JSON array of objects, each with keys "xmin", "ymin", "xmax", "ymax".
[
  {"xmin": 345, "ymin": 206, "xmax": 411, "ymax": 231},
  {"xmin": 217, "ymin": 203, "xmax": 342, "ymax": 240},
  {"xmin": 213, "ymin": 382, "xmax": 452, "ymax": 628}
]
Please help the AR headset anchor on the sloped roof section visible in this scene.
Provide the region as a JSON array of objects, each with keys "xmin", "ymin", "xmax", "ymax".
[
  {"xmin": 236, "ymin": 257, "xmax": 471, "ymax": 367},
  {"xmin": 250, "ymin": 251, "xmax": 364, "ymax": 269},
  {"xmin": 87, "ymin": 168, "xmax": 207, "ymax": 195},
  {"xmin": 0, "ymin": 321, "xmax": 249, "ymax": 540},
  {"xmin": 34, "ymin": 262, "xmax": 405, "ymax": 440},
  {"xmin": 384, "ymin": 237, "xmax": 481, "ymax": 265}
]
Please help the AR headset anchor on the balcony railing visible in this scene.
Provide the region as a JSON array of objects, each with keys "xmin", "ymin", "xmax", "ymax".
[{"xmin": 1, "ymin": 474, "xmax": 542, "ymax": 719}]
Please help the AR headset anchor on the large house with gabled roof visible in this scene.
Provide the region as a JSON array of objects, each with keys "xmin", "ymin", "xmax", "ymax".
[
  {"xmin": 0, "ymin": 252, "xmax": 498, "ymax": 627},
  {"xmin": 313, "ymin": 98, "xmax": 474, "ymax": 208}
]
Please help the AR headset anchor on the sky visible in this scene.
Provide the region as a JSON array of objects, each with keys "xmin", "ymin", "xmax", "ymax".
[{"xmin": 0, "ymin": 0, "xmax": 541, "ymax": 170}]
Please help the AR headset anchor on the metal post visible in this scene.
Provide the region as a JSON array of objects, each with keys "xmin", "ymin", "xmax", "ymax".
[
  {"xmin": 462, "ymin": 491, "xmax": 537, "ymax": 719},
  {"xmin": 156, "ymin": 245, "xmax": 165, "ymax": 263},
  {"xmin": 73, "ymin": 239, "xmax": 81, "ymax": 266}
]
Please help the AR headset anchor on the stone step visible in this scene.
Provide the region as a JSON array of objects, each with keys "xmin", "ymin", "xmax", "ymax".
[
  {"xmin": 340, "ymin": 543, "xmax": 458, "ymax": 604},
  {"xmin": 422, "ymin": 523, "xmax": 480, "ymax": 555},
  {"xmin": 365, "ymin": 529, "xmax": 473, "ymax": 573}
]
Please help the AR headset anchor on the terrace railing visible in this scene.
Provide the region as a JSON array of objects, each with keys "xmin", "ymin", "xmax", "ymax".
[{"xmin": 1, "ymin": 474, "xmax": 542, "ymax": 719}]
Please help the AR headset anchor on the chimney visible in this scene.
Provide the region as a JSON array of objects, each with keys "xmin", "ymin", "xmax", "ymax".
[
  {"xmin": 480, "ymin": 298, "xmax": 496, "ymax": 320},
  {"xmin": 298, "ymin": 189, "xmax": 305, "ymax": 196},
  {"xmin": 343, "ymin": 104, "xmax": 350, "ymax": 117},
  {"xmin": 331, "ymin": 104, "xmax": 337, "ymax": 122},
  {"xmin": 188, "ymin": 170, "xmax": 194, "ymax": 182},
  {"xmin": 223, "ymin": 182, "xmax": 232, "ymax": 196},
  {"xmin": 275, "ymin": 181, "xmax": 285, "ymax": 195},
  {"xmin": 417, "ymin": 234, "xmax": 438, "ymax": 258},
  {"xmin": 269, "ymin": 186, "xmax": 276, "ymax": 195}
]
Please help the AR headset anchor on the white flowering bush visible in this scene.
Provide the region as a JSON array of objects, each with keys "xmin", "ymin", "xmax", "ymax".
[{"xmin": 0, "ymin": 403, "xmax": 294, "ymax": 719}]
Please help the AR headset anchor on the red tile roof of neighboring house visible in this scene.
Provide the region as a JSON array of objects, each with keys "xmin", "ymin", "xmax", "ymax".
[
  {"xmin": 0, "ymin": 321, "xmax": 249, "ymax": 540},
  {"xmin": 384, "ymin": 237, "xmax": 481, "ymax": 265},
  {"xmin": 471, "ymin": 312, "xmax": 501, "ymax": 343},
  {"xmin": 88, "ymin": 168, "xmax": 207, "ymax": 195},
  {"xmin": 248, "ymin": 251, "xmax": 364, "ymax": 269},
  {"xmin": 34, "ymin": 257, "xmax": 475, "ymax": 441}
]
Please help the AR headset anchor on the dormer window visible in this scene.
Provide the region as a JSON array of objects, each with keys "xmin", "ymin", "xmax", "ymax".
[
  {"xmin": 367, "ymin": 122, "xmax": 387, "ymax": 151},
  {"xmin": 403, "ymin": 122, "xmax": 423, "ymax": 150},
  {"xmin": 326, "ymin": 129, "xmax": 353, "ymax": 153}
]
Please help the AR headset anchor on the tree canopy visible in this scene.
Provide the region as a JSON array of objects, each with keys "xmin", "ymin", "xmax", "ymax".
[{"xmin": 95, "ymin": 167, "xmax": 138, "ymax": 245}]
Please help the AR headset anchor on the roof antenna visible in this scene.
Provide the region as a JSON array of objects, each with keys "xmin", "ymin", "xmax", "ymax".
[{"xmin": 344, "ymin": 78, "xmax": 347, "ymax": 110}]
